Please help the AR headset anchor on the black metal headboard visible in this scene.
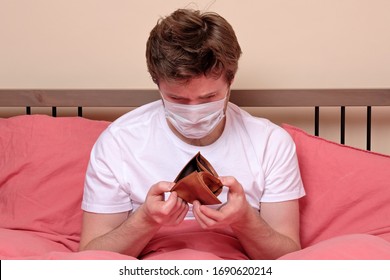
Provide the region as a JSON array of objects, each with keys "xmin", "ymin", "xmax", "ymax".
[{"xmin": 1, "ymin": 89, "xmax": 390, "ymax": 151}]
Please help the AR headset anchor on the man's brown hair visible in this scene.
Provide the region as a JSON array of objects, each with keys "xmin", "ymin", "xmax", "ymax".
[{"xmin": 146, "ymin": 9, "xmax": 242, "ymax": 85}]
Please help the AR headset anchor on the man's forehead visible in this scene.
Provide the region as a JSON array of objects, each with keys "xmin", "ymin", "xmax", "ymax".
[{"xmin": 159, "ymin": 76, "xmax": 228, "ymax": 96}]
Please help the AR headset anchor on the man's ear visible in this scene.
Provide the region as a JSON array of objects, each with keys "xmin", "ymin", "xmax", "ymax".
[{"xmin": 229, "ymin": 76, "xmax": 235, "ymax": 87}]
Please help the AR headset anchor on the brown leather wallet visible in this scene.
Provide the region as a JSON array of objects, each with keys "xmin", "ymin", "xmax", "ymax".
[{"xmin": 171, "ymin": 152, "xmax": 223, "ymax": 205}]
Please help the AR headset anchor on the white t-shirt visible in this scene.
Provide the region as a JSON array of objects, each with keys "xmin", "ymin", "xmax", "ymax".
[{"xmin": 82, "ymin": 101, "xmax": 305, "ymax": 217}]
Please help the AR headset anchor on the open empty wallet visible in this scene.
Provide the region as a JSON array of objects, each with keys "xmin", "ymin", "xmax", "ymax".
[{"xmin": 171, "ymin": 152, "xmax": 223, "ymax": 205}]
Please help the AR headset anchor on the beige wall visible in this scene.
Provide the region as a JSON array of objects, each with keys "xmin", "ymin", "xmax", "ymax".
[{"xmin": 1, "ymin": 0, "xmax": 389, "ymax": 153}]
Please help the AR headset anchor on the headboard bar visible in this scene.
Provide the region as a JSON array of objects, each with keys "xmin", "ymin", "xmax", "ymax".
[
  {"xmin": 367, "ymin": 106, "xmax": 372, "ymax": 151},
  {"xmin": 1, "ymin": 89, "xmax": 390, "ymax": 107}
]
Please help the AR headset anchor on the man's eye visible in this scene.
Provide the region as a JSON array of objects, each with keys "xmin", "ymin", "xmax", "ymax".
[
  {"xmin": 169, "ymin": 96, "xmax": 183, "ymax": 100},
  {"xmin": 203, "ymin": 94, "xmax": 216, "ymax": 100}
]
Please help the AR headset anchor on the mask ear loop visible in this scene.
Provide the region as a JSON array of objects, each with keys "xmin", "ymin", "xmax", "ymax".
[
  {"xmin": 223, "ymin": 87, "xmax": 231, "ymax": 114},
  {"xmin": 159, "ymin": 90, "xmax": 166, "ymax": 106}
]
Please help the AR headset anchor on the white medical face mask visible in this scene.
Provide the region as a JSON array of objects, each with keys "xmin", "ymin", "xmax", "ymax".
[{"xmin": 162, "ymin": 93, "xmax": 228, "ymax": 139}]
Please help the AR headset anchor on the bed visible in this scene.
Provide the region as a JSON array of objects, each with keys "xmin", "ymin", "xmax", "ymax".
[{"xmin": 1, "ymin": 88, "xmax": 390, "ymax": 260}]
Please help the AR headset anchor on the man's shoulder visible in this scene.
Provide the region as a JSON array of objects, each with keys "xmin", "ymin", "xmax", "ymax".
[
  {"xmin": 228, "ymin": 102, "xmax": 292, "ymax": 144},
  {"xmin": 110, "ymin": 100, "xmax": 163, "ymax": 129},
  {"xmin": 228, "ymin": 102, "xmax": 276, "ymax": 131}
]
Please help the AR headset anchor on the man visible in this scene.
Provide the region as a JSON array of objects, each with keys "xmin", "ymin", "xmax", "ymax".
[{"xmin": 79, "ymin": 8, "xmax": 305, "ymax": 259}]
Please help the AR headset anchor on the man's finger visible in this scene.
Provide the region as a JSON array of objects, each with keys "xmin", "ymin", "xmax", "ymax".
[
  {"xmin": 148, "ymin": 181, "xmax": 175, "ymax": 196},
  {"xmin": 219, "ymin": 176, "xmax": 242, "ymax": 192}
]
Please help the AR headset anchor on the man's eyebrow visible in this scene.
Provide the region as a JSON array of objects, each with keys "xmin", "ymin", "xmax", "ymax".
[
  {"xmin": 165, "ymin": 93, "xmax": 189, "ymax": 100},
  {"xmin": 162, "ymin": 89, "xmax": 221, "ymax": 100},
  {"xmin": 199, "ymin": 91, "xmax": 218, "ymax": 98}
]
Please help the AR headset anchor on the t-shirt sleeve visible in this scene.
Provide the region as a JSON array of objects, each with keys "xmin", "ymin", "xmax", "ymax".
[
  {"xmin": 260, "ymin": 125, "xmax": 305, "ymax": 202},
  {"xmin": 81, "ymin": 128, "xmax": 132, "ymax": 213}
]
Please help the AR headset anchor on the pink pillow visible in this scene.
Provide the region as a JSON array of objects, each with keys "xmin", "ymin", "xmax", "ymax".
[
  {"xmin": 0, "ymin": 228, "xmax": 71, "ymax": 259},
  {"xmin": 283, "ymin": 124, "xmax": 390, "ymax": 248},
  {"xmin": 279, "ymin": 234, "xmax": 390, "ymax": 260},
  {"xmin": 0, "ymin": 115, "xmax": 109, "ymax": 245}
]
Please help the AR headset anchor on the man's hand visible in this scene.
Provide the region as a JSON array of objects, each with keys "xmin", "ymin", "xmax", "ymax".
[
  {"xmin": 192, "ymin": 176, "xmax": 255, "ymax": 229},
  {"xmin": 192, "ymin": 176, "xmax": 301, "ymax": 259},
  {"xmin": 140, "ymin": 181, "xmax": 189, "ymax": 226}
]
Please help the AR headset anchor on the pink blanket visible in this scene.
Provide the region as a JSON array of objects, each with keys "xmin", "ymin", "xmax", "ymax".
[
  {"xmin": 140, "ymin": 220, "xmax": 248, "ymax": 260},
  {"xmin": 1, "ymin": 220, "xmax": 248, "ymax": 260}
]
